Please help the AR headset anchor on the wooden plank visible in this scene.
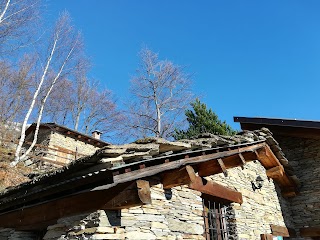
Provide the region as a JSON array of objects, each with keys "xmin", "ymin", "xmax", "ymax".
[
  {"xmin": 186, "ymin": 166, "xmax": 243, "ymax": 204},
  {"xmin": 0, "ymin": 180, "xmax": 150, "ymax": 230},
  {"xmin": 162, "ymin": 167, "xmax": 191, "ymax": 189},
  {"xmin": 266, "ymin": 166, "xmax": 284, "ymax": 179},
  {"xmin": 300, "ymin": 227, "xmax": 320, "ymax": 237},
  {"xmin": 270, "ymin": 224, "xmax": 296, "ymax": 237},
  {"xmin": 217, "ymin": 158, "xmax": 228, "ymax": 177},
  {"xmin": 260, "ymin": 234, "xmax": 273, "ymax": 240}
]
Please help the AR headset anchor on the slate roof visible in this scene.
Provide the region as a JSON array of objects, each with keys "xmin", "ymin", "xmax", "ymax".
[{"xmin": 0, "ymin": 128, "xmax": 296, "ymax": 204}]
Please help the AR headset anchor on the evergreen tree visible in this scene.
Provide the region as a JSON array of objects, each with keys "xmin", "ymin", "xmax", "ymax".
[{"xmin": 173, "ymin": 99, "xmax": 236, "ymax": 140}]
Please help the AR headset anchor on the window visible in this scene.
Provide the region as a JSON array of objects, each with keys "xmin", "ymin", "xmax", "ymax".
[{"xmin": 202, "ymin": 198, "xmax": 230, "ymax": 240}]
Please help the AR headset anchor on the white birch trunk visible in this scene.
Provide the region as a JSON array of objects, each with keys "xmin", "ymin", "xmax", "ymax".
[
  {"xmin": 12, "ymin": 37, "xmax": 58, "ymax": 166},
  {"xmin": 12, "ymin": 35, "xmax": 78, "ymax": 166},
  {"xmin": 0, "ymin": 0, "xmax": 10, "ymax": 24}
]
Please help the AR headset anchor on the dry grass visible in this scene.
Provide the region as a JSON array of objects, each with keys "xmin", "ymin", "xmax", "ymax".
[{"xmin": 0, "ymin": 147, "xmax": 32, "ymax": 190}]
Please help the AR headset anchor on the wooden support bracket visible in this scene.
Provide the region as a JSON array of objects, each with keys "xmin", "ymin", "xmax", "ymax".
[
  {"xmin": 239, "ymin": 153, "xmax": 246, "ymax": 169},
  {"xmin": 266, "ymin": 166, "xmax": 284, "ymax": 179},
  {"xmin": 270, "ymin": 224, "xmax": 296, "ymax": 237}
]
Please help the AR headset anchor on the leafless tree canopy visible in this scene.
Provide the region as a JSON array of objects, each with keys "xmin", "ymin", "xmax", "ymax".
[
  {"xmin": 0, "ymin": 0, "xmax": 40, "ymax": 54},
  {"xmin": 43, "ymin": 58, "xmax": 124, "ymax": 141},
  {"xmin": 13, "ymin": 12, "xmax": 86, "ymax": 164},
  {"xmin": 126, "ymin": 47, "xmax": 194, "ymax": 139}
]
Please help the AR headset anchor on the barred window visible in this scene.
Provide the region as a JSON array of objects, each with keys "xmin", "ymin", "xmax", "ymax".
[{"xmin": 202, "ymin": 198, "xmax": 230, "ymax": 240}]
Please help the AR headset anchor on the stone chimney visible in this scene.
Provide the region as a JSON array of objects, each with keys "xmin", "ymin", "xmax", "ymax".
[{"xmin": 92, "ymin": 130, "xmax": 102, "ymax": 140}]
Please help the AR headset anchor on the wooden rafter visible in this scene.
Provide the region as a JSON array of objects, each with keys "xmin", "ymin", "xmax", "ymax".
[{"xmin": 217, "ymin": 158, "xmax": 228, "ymax": 177}]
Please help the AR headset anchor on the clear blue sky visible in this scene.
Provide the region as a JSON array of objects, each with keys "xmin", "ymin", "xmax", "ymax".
[{"xmin": 47, "ymin": 1, "xmax": 320, "ymax": 130}]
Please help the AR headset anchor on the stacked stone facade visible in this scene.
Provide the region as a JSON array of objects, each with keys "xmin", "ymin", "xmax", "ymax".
[
  {"xmin": 276, "ymin": 135, "xmax": 320, "ymax": 237},
  {"xmin": 24, "ymin": 129, "xmax": 100, "ymax": 165},
  {"xmin": 48, "ymin": 132, "xmax": 99, "ymax": 163},
  {"xmin": 29, "ymin": 161, "xmax": 291, "ymax": 240},
  {"xmin": 1, "ymin": 129, "xmax": 303, "ymax": 239}
]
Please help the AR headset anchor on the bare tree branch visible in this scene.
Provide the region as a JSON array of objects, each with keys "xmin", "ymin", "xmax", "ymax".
[{"xmin": 125, "ymin": 47, "xmax": 194, "ymax": 139}]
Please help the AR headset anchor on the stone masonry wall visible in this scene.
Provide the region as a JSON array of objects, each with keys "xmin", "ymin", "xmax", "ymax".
[
  {"xmin": 41, "ymin": 161, "xmax": 293, "ymax": 240},
  {"xmin": 48, "ymin": 132, "xmax": 99, "ymax": 164},
  {"xmin": 276, "ymin": 135, "xmax": 320, "ymax": 239},
  {"xmin": 209, "ymin": 161, "xmax": 294, "ymax": 239}
]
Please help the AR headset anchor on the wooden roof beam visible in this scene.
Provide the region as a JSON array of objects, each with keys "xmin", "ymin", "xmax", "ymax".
[
  {"xmin": 162, "ymin": 165, "xmax": 242, "ymax": 204},
  {"xmin": 300, "ymin": 227, "xmax": 320, "ymax": 237},
  {"xmin": 103, "ymin": 179, "xmax": 151, "ymax": 210},
  {"xmin": 187, "ymin": 166, "xmax": 243, "ymax": 204}
]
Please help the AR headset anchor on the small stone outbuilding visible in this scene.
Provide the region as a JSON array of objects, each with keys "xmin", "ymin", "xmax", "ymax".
[{"xmin": 23, "ymin": 123, "xmax": 109, "ymax": 166}]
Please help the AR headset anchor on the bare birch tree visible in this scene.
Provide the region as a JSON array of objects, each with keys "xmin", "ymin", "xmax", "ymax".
[
  {"xmin": 0, "ymin": 55, "xmax": 37, "ymax": 126},
  {"xmin": 0, "ymin": 0, "xmax": 40, "ymax": 54},
  {"xmin": 42, "ymin": 58, "xmax": 123, "ymax": 142},
  {"xmin": 126, "ymin": 47, "xmax": 194, "ymax": 139},
  {"xmin": 12, "ymin": 12, "xmax": 83, "ymax": 166}
]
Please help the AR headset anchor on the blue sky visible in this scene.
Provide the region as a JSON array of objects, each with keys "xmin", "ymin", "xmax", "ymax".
[{"xmin": 47, "ymin": 1, "xmax": 320, "ymax": 130}]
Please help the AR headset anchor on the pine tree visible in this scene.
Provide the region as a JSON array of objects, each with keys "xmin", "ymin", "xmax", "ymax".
[{"xmin": 173, "ymin": 99, "xmax": 236, "ymax": 140}]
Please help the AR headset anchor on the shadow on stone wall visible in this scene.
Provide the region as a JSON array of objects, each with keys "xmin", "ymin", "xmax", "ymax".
[{"xmin": 227, "ymin": 205, "xmax": 238, "ymax": 240}]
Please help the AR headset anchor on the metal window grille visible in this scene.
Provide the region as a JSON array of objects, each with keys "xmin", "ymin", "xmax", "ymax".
[{"xmin": 202, "ymin": 199, "xmax": 229, "ymax": 240}]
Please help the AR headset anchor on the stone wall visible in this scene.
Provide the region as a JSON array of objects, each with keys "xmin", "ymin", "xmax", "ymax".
[
  {"xmin": 23, "ymin": 130, "xmax": 99, "ymax": 165},
  {"xmin": 209, "ymin": 161, "xmax": 294, "ymax": 239},
  {"xmin": 276, "ymin": 135, "xmax": 320, "ymax": 238},
  {"xmin": 48, "ymin": 132, "xmax": 99, "ymax": 164},
  {"xmin": 40, "ymin": 161, "xmax": 293, "ymax": 240}
]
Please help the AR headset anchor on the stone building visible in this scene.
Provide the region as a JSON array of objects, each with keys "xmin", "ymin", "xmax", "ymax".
[
  {"xmin": 235, "ymin": 116, "xmax": 320, "ymax": 239},
  {"xmin": 23, "ymin": 123, "xmax": 109, "ymax": 166},
  {"xmin": 0, "ymin": 124, "xmax": 307, "ymax": 240}
]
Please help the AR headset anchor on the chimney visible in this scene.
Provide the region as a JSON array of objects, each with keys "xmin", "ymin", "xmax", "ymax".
[{"xmin": 92, "ymin": 130, "xmax": 102, "ymax": 140}]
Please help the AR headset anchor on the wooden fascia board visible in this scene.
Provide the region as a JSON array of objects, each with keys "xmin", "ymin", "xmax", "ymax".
[
  {"xmin": 0, "ymin": 166, "xmax": 113, "ymax": 213},
  {"xmin": 300, "ymin": 227, "xmax": 320, "ymax": 237},
  {"xmin": 0, "ymin": 180, "xmax": 151, "ymax": 230},
  {"xmin": 93, "ymin": 144, "xmax": 266, "ymax": 192},
  {"xmin": 161, "ymin": 143, "xmax": 298, "ymax": 198}
]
